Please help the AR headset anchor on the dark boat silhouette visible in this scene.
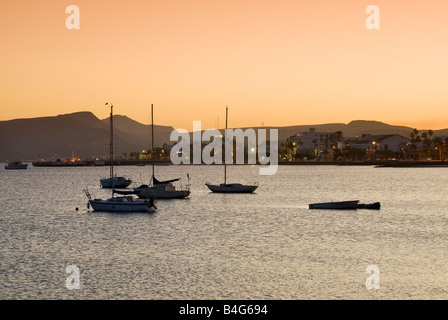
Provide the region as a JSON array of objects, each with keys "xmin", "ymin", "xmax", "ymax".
[{"xmin": 309, "ymin": 200, "xmax": 359, "ymax": 210}]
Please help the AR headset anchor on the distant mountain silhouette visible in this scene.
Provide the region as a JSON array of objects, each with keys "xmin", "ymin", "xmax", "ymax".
[
  {"xmin": 101, "ymin": 115, "xmax": 174, "ymax": 148},
  {"xmin": 1, "ymin": 112, "xmax": 447, "ymax": 162},
  {"xmin": 344, "ymin": 120, "xmax": 416, "ymax": 137},
  {"xmin": 243, "ymin": 120, "xmax": 447, "ymax": 142},
  {"xmin": 0, "ymin": 112, "xmax": 175, "ymax": 162}
]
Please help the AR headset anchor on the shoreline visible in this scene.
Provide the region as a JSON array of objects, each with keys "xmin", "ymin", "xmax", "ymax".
[{"xmin": 28, "ymin": 159, "xmax": 448, "ymax": 167}]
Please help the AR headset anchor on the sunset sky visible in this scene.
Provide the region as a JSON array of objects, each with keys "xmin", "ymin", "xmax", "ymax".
[{"xmin": 1, "ymin": 0, "xmax": 448, "ymax": 131}]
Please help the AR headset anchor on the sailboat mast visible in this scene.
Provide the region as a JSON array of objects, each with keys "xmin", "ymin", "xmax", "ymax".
[
  {"xmin": 151, "ymin": 104, "xmax": 154, "ymax": 181},
  {"xmin": 224, "ymin": 106, "xmax": 228, "ymax": 185},
  {"xmin": 110, "ymin": 104, "xmax": 114, "ymax": 180},
  {"xmin": 109, "ymin": 103, "xmax": 114, "ymax": 193}
]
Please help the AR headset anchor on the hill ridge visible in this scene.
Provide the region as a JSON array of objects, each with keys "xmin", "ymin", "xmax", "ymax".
[{"xmin": 1, "ymin": 112, "xmax": 447, "ymax": 162}]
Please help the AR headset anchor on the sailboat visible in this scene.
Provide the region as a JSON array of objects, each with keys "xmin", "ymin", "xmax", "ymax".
[
  {"xmin": 100, "ymin": 103, "xmax": 132, "ymax": 188},
  {"xmin": 205, "ymin": 106, "xmax": 258, "ymax": 193},
  {"xmin": 85, "ymin": 103, "xmax": 156, "ymax": 213},
  {"xmin": 84, "ymin": 188, "xmax": 156, "ymax": 213},
  {"xmin": 123, "ymin": 104, "xmax": 191, "ymax": 199}
]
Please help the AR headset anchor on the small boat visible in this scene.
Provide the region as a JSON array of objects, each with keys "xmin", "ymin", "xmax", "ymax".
[
  {"xmin": 5, "ymin": 161, "xmax": 28, "ymax": 170},
  {"xmin": 100, "ymin": 176, "xmax": 132, "ymax": 189},
  {"xmin": 100, "ymin": 103, "xmax": 132, "ymax": 189},
  {"xmin": 206, "ymin": 106, "xmax": 258, "ymax": 194},
  {"xmin": 136, "ymin": 183, "xmax": 191, "ymax": 199},
  {"xmin": 309, "ymin": 200, "xmax": 359, "ymax": 210},
  {"xmin": 84, "ymin": 189, "xmax": 156, "ymax": 213},
  {"xmin": 205, "ymin": 182, "xmax": 258, "ymax": 193},
  {"xmin": 135, "ymin": 176, "xmax": 191, "ymax": 199},
  {"xmin": 357, "ymin": 202, "xmax": 381, "ymax": 209}
]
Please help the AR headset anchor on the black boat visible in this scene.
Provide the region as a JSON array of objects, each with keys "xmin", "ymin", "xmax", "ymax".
[
  {"xmin": 357, "ymin": 202, "xmax": 381, "ymax": 209},
  {"xmin": 309, "ymin": 200, "xmax": 359, "ymax": 210}
]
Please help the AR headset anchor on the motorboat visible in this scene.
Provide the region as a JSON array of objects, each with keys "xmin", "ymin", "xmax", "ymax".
[
  {"xmin": 5, "ymin": 161, "xmax": 28, "ymax": 170},
  {"xmin": 309, "ymin": 200, "xmax": 359, "ymax": 210}
]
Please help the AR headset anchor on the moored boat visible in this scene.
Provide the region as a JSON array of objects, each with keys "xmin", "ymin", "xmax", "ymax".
[
  {"xmin": 206, "ymin": 106, "xmax": 258, "ymax": 194},
  {"xmin": 100, "ymin": 176, "xmax": 132, "ymax": 188},
  {"xmin": 205, "ymin": 182, "xmax": 258, "ymax": 193},
  {"xmin": 5, "ymin": 161, "xmax": 28, "ymax": 170},
  {"xmin": 100, "ymin": 103, "xmax": 132, "ymax": 188},
  {"xmin": 133, "ymin": 104, "xmax": 191, "ymax": 199},
  {"xmin": 309, "ymin": 200, "xmax": 359, "ymax": 210},
  {"xmin": 137, "ymin": 182, "xmax": 191, "ymax": 199},
  {"xmin": 84, "ymin": 189, "xmax": 156, "ymax": 213},
  {"xmin": 357, "ymin": 202, "xmax": 381, "ymax": 209},
  {"xmin": 83, "ymin": 103, "xmax": 155, "ymax": 213}
]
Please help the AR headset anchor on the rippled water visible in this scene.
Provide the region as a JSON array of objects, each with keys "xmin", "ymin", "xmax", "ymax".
[{"xmin": 1, "ymin": 164, "xmax": 447, "ymax": 299}]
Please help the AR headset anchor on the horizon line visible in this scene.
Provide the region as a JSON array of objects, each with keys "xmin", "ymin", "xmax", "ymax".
[{"xmin": 1, "ymin": 111, "xmax": 448, "ymax": 131}]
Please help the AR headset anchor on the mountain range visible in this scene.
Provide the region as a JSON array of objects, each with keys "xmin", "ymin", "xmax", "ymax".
[{"xmin": 1, "ymin": 112, "xmax": 447, "ymax": 162}]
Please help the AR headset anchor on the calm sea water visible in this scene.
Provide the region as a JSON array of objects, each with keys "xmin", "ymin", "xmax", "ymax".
[{"xmin": 0, "ymin": 164, "xmax": 447, "ymax": 300}]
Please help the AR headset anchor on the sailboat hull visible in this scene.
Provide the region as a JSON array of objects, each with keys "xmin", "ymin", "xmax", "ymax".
[
  {"xmin": 206, "ymin": 183, "xmax": 258, "ymax": 193},
  {"xmin": 142, "ymin": 104, "xmax": 191, "ymax": 200},
  {"xmin": 100, "ymin": 177, "xmax": 132, "ymax": 188},
  {"xmin": 99, "ymin": 104, "xmax": 132, "ymax": 189},
  {"xmin": 137, "ymin": 184, "xmax": 191, "ymax": 199},
  {"xmin": 88, "ymin": 197, "xmax": 154, "ymax": 212},
  {"xmin": 206, "ymin": 107, "xmax": 258, "ymax": 194}
]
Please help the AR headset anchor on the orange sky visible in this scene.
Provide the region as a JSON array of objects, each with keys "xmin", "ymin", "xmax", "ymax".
[{"xmin": 1, "ymin": 0, "xmax": 448, "ymax": 131}]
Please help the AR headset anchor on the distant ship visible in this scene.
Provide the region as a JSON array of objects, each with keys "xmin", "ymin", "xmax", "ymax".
[{"xmin": 5, "ymin": 161, "xmax": 28, "ymax": 170}]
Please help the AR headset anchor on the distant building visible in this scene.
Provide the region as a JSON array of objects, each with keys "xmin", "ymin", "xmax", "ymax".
[
  {"xmin": 285, "ymin": 128, "xmax": 343, "ymax": 160},
  {"xmin": 350, "ymin": 134, "xmax": 410, "ymax": 153},
  {"xmin": 163, "ymin": 144, "xmax": 174, "ymax": 153}
]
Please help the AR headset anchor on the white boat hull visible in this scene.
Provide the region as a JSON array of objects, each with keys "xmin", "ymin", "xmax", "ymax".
[{"xmin": 88, "ymin": 196, "xmax": 155, "ymax": 212}]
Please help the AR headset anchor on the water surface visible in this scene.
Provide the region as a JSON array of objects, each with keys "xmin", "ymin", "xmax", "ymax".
[{"xmin": 1, "ymin": 164, "xmax": 447, "ymax": 299}]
